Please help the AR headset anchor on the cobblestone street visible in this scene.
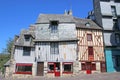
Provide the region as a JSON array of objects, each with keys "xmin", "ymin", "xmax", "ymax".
[{"xmin": 0, "ymin": 72, "xmax": 120, "ymax": 80}]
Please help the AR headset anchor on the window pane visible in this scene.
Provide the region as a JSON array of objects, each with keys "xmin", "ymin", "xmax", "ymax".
[
  {"xmin": 88, "ymin": 47, "xmax": 93, "ymax": 55},
  {"xmin": 111, "ymin": 6, "xmax": 117, "ymax": 18},
  {"xmin": 50, "ymin": 43, "xmax": 59, "ymax": 54},
  {"xmin": 81, "ymin": 63, "xmax": 86, "ymax": 70},
  {"xmin": 16, "ymin": 66, "xmax": 32, "ymax": 72},
  {"xmin": 91, "ymin": 63, "xmax": 96, "ymax": 70},
  {"xmin": 50, "ymin": 21, "xmax": 58, "ymax": 33},
  {"xmin": 87, "ymin": 34, "xmax": 92, "ymax": 41},
  {"xmin": 115, "ymin": 34, "xmax": 120, "ymax": 44},
  {"xmin": 48, "ymin": 64, "xmax": 54, "ymax": 72},
  {"xmin": 63, "ymin": 64, "xmax": 72, "ymax": 72},
  {"xmin": 23, "ymin": 47, "xmax": 31, "ymax": 56}
]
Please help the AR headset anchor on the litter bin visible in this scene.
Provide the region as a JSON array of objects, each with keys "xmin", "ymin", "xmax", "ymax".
[
  {"xmin": 86, "ymin": 70, "xmax": 91, "ymax": 74},
  {"xmin": 55, "ymin": 72, "xmax": 60, "ymax": 77}
]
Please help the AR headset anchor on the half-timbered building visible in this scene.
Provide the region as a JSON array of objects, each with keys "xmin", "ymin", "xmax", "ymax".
[{"xmin": 74, "ymin": 18, "xmax": 106, "ymax": 74}]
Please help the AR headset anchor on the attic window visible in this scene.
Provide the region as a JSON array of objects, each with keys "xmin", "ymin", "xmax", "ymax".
[
  {"xmin": 24, "ymin": 35, "xmax": 31, "ymax": 41},
  {"xmin": 50, "ymin": 21, "xmax": 59, "ymax": 33},
  {"xmin": 85, "ymin": 22, "xmax": 90, "ymax": 27}
]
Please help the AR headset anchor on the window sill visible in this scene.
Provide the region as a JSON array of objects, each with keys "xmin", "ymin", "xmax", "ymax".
[{"xmin": 15, "ymin": 72, "xmax": 32, "ymax": 75}]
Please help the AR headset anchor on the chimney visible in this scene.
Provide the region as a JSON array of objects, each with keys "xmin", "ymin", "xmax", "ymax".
[
  {"xmin": 64, "ymin": 10, "xmax": 67, "ymax": 15},
  {"xmin": 67, "ymin": 9, "xmax": 72, "ymax": 15}
]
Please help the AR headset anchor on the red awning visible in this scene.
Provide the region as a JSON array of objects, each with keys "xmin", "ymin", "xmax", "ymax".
[{"xmin": 16, "ymin": 63, "xmax": 32, "ymax": 66}]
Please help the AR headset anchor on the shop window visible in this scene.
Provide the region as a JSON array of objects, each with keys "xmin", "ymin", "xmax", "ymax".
[
  {"xmin": 48, "ymin": 63, "xmax": 54, "ymax": 73},
  {"xmin": 23, "ymin": 47, "xmax": 31, "ymax": 56},
  {"xmin": 87, "ymin": 34, "xmax": 92, "ymax": 41},
  {"xmin": 81, "ymin": 63, "xmax": 86, "ymax": 70},
  {"xmin": 15, "ymin": 63, "xmax": 32, "ymax": 74},
  {"xmin": 63, "ymin": 63, "xmax": 73, "ymax": 73},
  {"xmin": 91, "ymin": 63, "xmax": 96, "ymax": 70}
]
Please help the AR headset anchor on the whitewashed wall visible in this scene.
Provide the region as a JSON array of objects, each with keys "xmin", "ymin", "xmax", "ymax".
[
  {"xmin": 36, "ymin": 42, "xmax": 77, "ymax": 62},
  {"xmin": 14, "ymin": 46, "xmax": 35, "ymax": 63}
]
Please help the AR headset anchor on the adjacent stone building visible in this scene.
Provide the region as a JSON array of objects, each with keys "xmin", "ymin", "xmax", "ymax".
[{"xmin": 92, "ymin": 0, "xmax": 120, "ymax": 72}]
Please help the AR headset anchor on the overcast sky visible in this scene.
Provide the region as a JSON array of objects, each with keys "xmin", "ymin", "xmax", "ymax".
[{"xmin": 0, "ymin": 0, "xmax": 93, "ymax": 53}]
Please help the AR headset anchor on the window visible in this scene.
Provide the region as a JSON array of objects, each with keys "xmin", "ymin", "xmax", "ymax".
[
  {"xmin": 115, "ymin": 0, "xmax": 120, "ymax": 2},
  {"xmin": 81, "ymin": 63, "xmax": 86, "ymax": 70},
  {"xmin": 23, "ymin": 47, "xmax": 31, "ymax": 56},
  {"xmin": 50, "ymin": 21, "xmax": 58, "ymax": 33},
  {"xmin": 50, "ymin": 42, "xmax": 59, "ymax": 54},
  {"xmin": 63, "ymin": 63, "xmax": 73, "ymax": 73},
  {"xmin": 48, "ymin": 63, "xmax": 54, "ymax": 73},
  {"xmin": 15, "ymin": 63, "xmax": 32, "ymax": 74},
  {"xmin": 85, "ymin": 22, "xmax": 90, "ymax": 27},
  {"xmin": 91, "ymin": 63, "xmax": 96, "ymax": 70},
  {"xmin": 115, "ymin": 34, "xmax": 120, "ymax": 44},
  {"xmin": 113, "ymin": 19, "xmax": 119, "ymax": 30},
  {"xmin": 116, "ymin": 56, "xmax": 120, "ymax": 67},
  {"xmin": 87, "ymin": 34, "xmax": 92, "ymax": 41},
  {"xmin": 88, "ymin": 47, "xmax": 94, "ymax": 55},
  {"xmin": 81, "ymin": 62, "xmax": 96, "ymax": 70},
  {"xmin": 24, "ymin": 35, "xmax": 31, "ymax": 41},
  {"xmin": 111, "ymin": 6, "xmax": 117, "ymax": 18}
]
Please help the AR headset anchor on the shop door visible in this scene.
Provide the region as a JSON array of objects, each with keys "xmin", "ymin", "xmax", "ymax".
[{"xmin": 101, "ymin": 62, "xmax": 106, "ymax": 72}]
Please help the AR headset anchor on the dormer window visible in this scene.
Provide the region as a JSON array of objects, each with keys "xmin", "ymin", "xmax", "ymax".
[
  {"xmin": 50, "ymin": 21, "xmax": 58, "ymax": 33},
  {"xmin": 24, "ymin": 35, "xmax": 31, "ymax": 41},
  {"xmin": 85, "ymin": 22, "xmax": 90, "ymax": 27}
]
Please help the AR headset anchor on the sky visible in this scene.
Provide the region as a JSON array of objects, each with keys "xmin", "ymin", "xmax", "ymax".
[{"xmin": 0, "ymin": 0, "xmax": 93, "ymax": 53}]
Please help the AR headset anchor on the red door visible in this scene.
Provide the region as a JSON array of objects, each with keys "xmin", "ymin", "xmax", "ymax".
[{"xmin": 54, "ymin": 62, "xmax": 60, "ymax": 77}]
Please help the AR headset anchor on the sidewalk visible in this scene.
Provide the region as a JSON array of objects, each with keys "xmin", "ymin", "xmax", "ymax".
[{"xmin": 1, "ymin": 72, "xmax": 120, "ymax": 80}]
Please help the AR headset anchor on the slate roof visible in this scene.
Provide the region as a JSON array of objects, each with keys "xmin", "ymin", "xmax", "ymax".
[
  {"xmin": 74, "ymin": 17, "xmax": 102, "ymax": 30},
  {"xmin": 36, "ymin": 14, "xmax": 75, "ymax": 23},
  {"xmin": 14, "ymin": 27, "xmax": 35, "ymax": 47}
]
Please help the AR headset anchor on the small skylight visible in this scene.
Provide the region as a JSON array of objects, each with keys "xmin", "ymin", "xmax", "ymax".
[{"xmin": 85, "ymin": 22, "xmax": 90, "ymax": 27}]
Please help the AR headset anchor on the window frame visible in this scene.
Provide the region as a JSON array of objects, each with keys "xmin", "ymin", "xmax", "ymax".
[
  {"xmin": 48, "ymin": 62, "xmax": 54, "ymax": 73},
  {"xmin": 63, "ymin": 62, "xmax": 73, "ymax": 74},
  {"xmin": 50, "ymin": 42, "xmax": 59, "ymax": 54},
  {"xmin": 115, "ymin": 34, "xmax": 120, "ymax": 44},
  {"xmin": 23, "ymin": 47, "xmax": 31, "ymax": 56},
  {"xmin": 15, "ymin": 63, "xmax": 32, "ymax": 74},
  {"xmin": 50, "ymin": 21, "xmax": 58, "ymax": 33},
  {"xmin": 24, "ymin": 35, "xmax": 31, "ymax": 42},
  {"xmin": 87, "ymin": 34, "xmax": 92, "ymax": 41},
  {"xmin": 88, "ymin": 47, "xmax": 94, "ymax": 56},
  {"xmin": 111, "ymin": 6, "xmax": 117, "ymax": 18}
]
